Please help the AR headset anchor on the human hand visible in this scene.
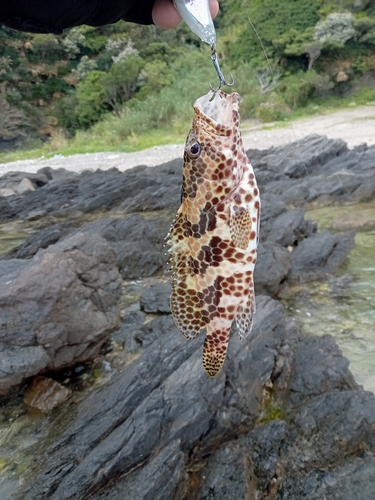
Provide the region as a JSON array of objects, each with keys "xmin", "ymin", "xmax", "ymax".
[{"xmin": 152, "ymin": 0, "xmax": 219, "ymax": 29}]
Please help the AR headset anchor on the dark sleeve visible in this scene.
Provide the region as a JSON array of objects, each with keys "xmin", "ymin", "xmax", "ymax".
[{"xmin": 0, "ymin": 0, "xmax": 156, "ymax": 34}]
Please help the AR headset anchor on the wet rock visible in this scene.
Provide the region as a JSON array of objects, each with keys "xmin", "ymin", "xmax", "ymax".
[
  {"xmin": 329, "ymin": 274, "xmax": 352, "ymax": 298},
  {"xmin": 24, "ymin": 376, "xmax": 72, "ymax": 413},
  {"xmin": 332, "ymin": 213, "xmax": 375, "ymax": 231},
  {"xmin": 0, "ymin": 223, "xmax": 70, "ymax": 260},
  {"xmin": 0, "ymin": 232, "xmax": 122, "ymax": 396},
  {"xmin": 139, "ymin": 282, "xmax": 171, "ymax": 314}
]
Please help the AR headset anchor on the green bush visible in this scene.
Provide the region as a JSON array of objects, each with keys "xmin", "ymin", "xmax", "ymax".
[
  {"xmin": 101, "ymin": 56, "xmax": 144, "ymax": 114},
  {"xmin": 75, "ymin": 70, "xmax": 106, "ymax": 128}
]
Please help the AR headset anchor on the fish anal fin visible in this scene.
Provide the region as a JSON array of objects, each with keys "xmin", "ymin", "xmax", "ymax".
[
  {"xmin": 230, "ymin": 205, "xmax": 252, "ymax": 250},
  {"xmin": 203, "ymin": 327, "xmax": 231, "ymax": 378}
]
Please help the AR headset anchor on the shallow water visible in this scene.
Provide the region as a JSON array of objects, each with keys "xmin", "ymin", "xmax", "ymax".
[{"xmin": 286, "ymin": 202, "xmax": 375, "ymax": 393}]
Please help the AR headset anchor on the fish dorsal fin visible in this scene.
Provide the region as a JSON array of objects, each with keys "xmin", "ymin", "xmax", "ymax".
[{"xmin": 229, "ymin": 205, "xmax": 252, "ymax": 250}]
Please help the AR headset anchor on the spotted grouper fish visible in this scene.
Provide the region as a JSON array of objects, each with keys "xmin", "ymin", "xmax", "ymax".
[{"xmin": 167, "ymin": 90, "xmax": 260, "ymax": 377}]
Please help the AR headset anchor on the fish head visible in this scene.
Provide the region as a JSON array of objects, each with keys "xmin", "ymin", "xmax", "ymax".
[{"xmin": 181, "ymin": 91, "xmax": 246, "ymax": 212}]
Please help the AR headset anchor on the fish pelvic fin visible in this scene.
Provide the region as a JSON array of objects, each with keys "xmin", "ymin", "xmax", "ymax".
[
  {"xmin": 202, "ymin": 327, "xmax": 231, "ymax": 378},
  {"xmin": 235, "ymin": 294, "xmax": 256, "ymax": 341},
  {"xmin": 229, "ymin": 205, "xmax": 252, "ymax": 250}
]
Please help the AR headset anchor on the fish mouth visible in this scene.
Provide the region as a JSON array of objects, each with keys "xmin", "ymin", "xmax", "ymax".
[{"xmin": 194, "ymin": 90, "xmax": 240, "ymax": 130}]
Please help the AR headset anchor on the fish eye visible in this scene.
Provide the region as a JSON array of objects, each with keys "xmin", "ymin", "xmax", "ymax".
[{"xmin": 187, "ymin": 141, "xmax": 201, "ymax": 159}]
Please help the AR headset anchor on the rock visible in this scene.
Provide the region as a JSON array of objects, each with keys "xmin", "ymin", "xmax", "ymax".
[
  {"xmin": 80, "ymin": 215, "xmax": 170, "ymax": 279},
  {"xmin": 194, "ymin": 440, "xmax": 254, "ymax": 500},
  {"xmin": 263, "ymin": 208, "xmax": 316, "ymax": 247},
  {"xmin": 0, "ymin": 223, "xmax": 70, "ymax": 260},
  {"xmin": 25, "ymin": 209, "xmax": 47, "ymax": 221},
  {"xmin": 0, "ymin": 197, "xmax": 16, "ymax": 219},
  {"xmin": 139, "ymin": 282, "xmax": 171, "ymax": 313},
  {"xmin": 16, "ymin": 296, "xmax": 285, "ymax": 499},
  {"xmin": 288, "ymin": 230, "xmax": 355, "ymax": 283},
  {"xmin": 14, "ymin": 177, "xmax": 35, "ymax": 194},
  {"xmin": 24, "ymin": 376, "xmax": 72, "ymax": 413},
  {"xmin": 332, "ymin": 213, "xmax": 375, "ymax": 231},
  {"xmin": 248, "ymin": 420, "xmax": 287, "ymax": 497},
  {"xmin": 282, "ymin": 334, "xmax": 356, "ymax": 408},
  {"xmin": 14, "ymin": 295, "xmax": 375, "ymax": 500},
  {"xmin": 255, "ymin": 242, "xmax": 291, "ymax": 296},
  {"xmin": 0, "ymin": 161, "xmax": 181, "ymax": 223},
  {"xmin": 0, "ymin": 232, "xmax": 122, "ymax": 397},
  {"xmin": 249, "ymin": 135, "xmax": 375, "ymax": 207},
  {"xmin": 0, "ymin": 188, "xmax": 16, "ymax": 197}
]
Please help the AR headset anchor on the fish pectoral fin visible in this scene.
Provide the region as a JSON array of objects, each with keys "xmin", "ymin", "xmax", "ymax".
[
  {"xmin": 202, "ymin": 327, "xmax": 231, "ymax": 378},
  {"xmin": 235, "ymin": 297, "xmax": 256, "ymax": 341},
  {"xmin": 229, "ymin": 205, "xmax": 252, "ymax": 250}
]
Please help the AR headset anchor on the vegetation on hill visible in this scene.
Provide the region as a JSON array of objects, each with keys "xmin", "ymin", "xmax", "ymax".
[{"xmin": 0, "ymin": 0, "xmax": 375, "ymax": 156}]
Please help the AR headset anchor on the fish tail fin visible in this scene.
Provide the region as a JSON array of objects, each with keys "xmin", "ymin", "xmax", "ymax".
[{"xmin": 202, "ymin": 327, "xmax": 231, "ymax": 378}]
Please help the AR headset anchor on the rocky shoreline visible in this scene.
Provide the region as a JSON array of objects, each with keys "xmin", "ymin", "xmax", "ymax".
[{"xmin": 1, "ymin": 134, "xmax": 375, "ymax": 499}]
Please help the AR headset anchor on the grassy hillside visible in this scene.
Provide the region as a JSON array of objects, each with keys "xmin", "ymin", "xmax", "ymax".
[{"xmin": 0, "ymin": 0, "xmax": 374, "ymax": 159}]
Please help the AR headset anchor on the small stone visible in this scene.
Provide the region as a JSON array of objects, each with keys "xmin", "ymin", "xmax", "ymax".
[
  {"xmin": 24, "ymin": 376, "xmax": 72, "ymax": 413},
  {"xmin": 0, "ymin": 188, "xmax": 16, "ymax": 197},
  {"xmin": 14, "ymin": 178, "xmax": 35, "ymax": 195}
]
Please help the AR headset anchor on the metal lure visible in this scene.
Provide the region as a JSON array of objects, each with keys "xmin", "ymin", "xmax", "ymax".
[
  {"xmin": 173, "ymin": 0, "xmax": 216, "ymax": 45},
  {"xmin": 173, "ymin": 0, "xmax": 234, "ymax": 90}
]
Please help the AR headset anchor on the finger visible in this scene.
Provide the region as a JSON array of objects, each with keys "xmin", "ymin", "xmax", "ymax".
[{"xmin": 152, "ymin": 0, "xmax": 219, "ymax": 30}]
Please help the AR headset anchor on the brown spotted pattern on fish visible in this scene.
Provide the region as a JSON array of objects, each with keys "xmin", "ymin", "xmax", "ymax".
[{"xmin": 166, "ymin": 90, "xmax": 260, "ymax": 378}]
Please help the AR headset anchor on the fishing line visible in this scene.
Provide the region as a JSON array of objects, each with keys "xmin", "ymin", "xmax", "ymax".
[{"xmin": 242, "ymin": 3, "xmax": 311, "ymax": 178}]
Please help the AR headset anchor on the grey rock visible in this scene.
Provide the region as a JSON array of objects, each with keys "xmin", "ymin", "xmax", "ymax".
[
  {"xmin": 0, "ymin": 224, "xmax": 69, "ymax": 260},
  {"xmin": 249, "ymin": 420, "xmax": 287, "ymax": 496},
  {"xmin": 288, "ymin": 230, "xmax": 355, "ymax": 283},
  {"xmin": 16, "ymin": 296, "xmax": 285, "ymax": 500},
  {"xmin": 284, "ymin": 334, "xmax": 357, "ymax": 408},
  {"xmin": 0, "ymin": 232, "xmax": 122, "ymax": 396},
  {"xmin": 255, "ymin": 242, "xmax": 291, "ymax": 296},
  {"xmin": 139, "ymin": 281, "xmax": 171, "ymax": 313},
  {"xmin": 0, "ymin": 187, "xmax": 16, "ymax": 197},
  {"xmin": 92, "ymin": 440, "xmax": 186, "ymax": 500},
  {"xmin": 249, "ymin": 135, "xmax": 375, "ymax": 207},
  {"xmin": 80, "ymin": 214, "xmax": 170, "ymax": 279},
  {"xmin": 264, "ymin": 208, "xmax": 316, "ymax": 247},
  {"xmin": 195, "ymin": 440, "xmax": 253, "ymax": 500},
  {"xmin": 14, "ymin": 177, "xmax": 36, "ymax": 194}
]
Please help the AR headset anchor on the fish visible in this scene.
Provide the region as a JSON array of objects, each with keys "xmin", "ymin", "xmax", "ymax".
[{"xmin": 166, "ymin": 90, "xmax": 260, "ymax": 377}]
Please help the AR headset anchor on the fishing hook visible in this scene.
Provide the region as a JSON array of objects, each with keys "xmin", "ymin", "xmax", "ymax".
[{"xmin": 209, "ymin": 44, "xmax": 234, "ymax": 97}]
